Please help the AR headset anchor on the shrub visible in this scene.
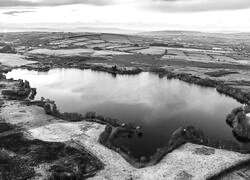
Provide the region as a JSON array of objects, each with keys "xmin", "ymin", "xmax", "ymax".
[{"xmin": 85, "ymin": 112, "xmax": 96, "ymax": 119}]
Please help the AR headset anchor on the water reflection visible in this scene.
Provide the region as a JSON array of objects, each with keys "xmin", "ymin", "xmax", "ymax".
[{"xmin": 6, "ymin": 68, "xmax": 246, "ymax": 158}]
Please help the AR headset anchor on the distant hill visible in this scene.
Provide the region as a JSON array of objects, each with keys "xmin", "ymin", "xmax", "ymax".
[
  {"xmin": 138, "ymin": 30, "xmax": 202, "ymax": 36},
  {"xmin": 0, "ymin": 25, "xmax": 141, "ymax": 34},
  {"xmin": 138, "ymin": 30, "xmax": 250, "ymax": 39},
  {"xmin": 73, "ymin": 27, "xmax": 140, "ymax": 34}
]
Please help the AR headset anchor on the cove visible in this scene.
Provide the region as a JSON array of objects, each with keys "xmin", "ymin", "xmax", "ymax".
[{"xmin": 6, "ymin": 68, "xmax": 248, "ymax": 159}]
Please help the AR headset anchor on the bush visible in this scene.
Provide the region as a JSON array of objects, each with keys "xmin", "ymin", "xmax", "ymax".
[
  {"xmin": 44, "ymin": 103, "xmax": 53, "ymax": 114},
  {"xmin": 93, "ymin": 47, "xmax": 102, "ymax": 50},
  {"xmin": 226, "ymin": 113, "xmax": 236, "ymax": 126},
  {"xmin": 0, "ymin": 45, "xmax": 17, "ymax": 54},
  {"xmin": 0, "ymin": 149, "xmax": 10, "ymax": 163},
  {"xmin": 61, "ymin": 113, "xmax": 83, "ymax": 122},
  {"xmin": 237, "ymin": 111, "xmax": 246, "ymax": 124},
  {"xmin": 85, "ymin": 112, "xmax": 96, "ymax": 119}
]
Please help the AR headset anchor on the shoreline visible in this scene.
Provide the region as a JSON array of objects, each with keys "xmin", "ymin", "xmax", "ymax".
[
  {"xmin": 4, "ymin": 65, "xmax": 250, "ymax": 168},
  {"xmin": 13, "ymin": 63, "xmax": 250, "ymax": 105},
  {"xmin": 0, "ymin": 64, "xmax": 250, "ymax": 179}
]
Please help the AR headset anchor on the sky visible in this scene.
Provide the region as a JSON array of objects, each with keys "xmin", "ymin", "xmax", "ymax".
[{"xmin": 0, "ymin": 0, "xmax": 250, "ymax": 32}]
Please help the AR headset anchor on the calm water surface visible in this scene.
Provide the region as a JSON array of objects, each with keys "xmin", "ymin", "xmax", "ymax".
[{"xmin": 6, "ymin": 68, "xmax": 244, "ymax": 158}]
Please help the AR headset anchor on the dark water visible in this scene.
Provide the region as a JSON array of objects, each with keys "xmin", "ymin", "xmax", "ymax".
[{"xmin": 6, "ymin": 68, "xmax": 245, "ymax": 158}]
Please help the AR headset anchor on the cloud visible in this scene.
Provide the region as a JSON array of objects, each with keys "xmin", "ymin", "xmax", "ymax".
[
  {"xmin": 0, "ymin": 0, "xmax": 250, "ymax": 12},
  {"xmin": 0, "ymin": 0, "xmax": 113, "ymax": 7},
  {"xmin": 3, "ymin": 10, "xmax": 35, "ymax": 16},
  {"xmin": 141, "ymin": 0, "xmax": 250, "ymax": 12}
]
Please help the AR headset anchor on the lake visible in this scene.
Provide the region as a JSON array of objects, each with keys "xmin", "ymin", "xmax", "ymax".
[{"xmin": 6, "ymin": 68, "xmax": 246, "ymax": 158}]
